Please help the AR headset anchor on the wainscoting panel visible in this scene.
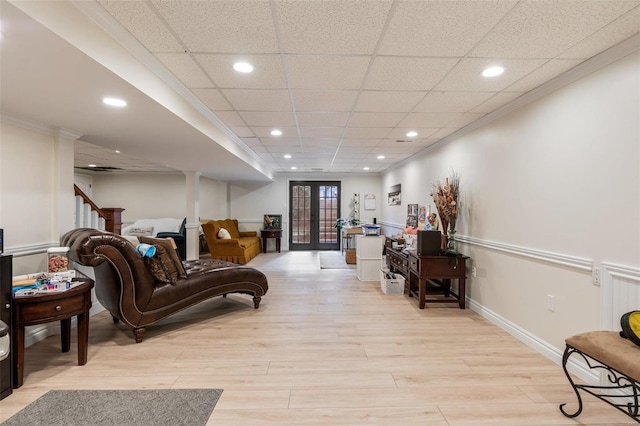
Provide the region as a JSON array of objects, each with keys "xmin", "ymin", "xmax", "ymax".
[{"xmin": 601, "ymin": 262, "xmax": 640, "ymax": 330}]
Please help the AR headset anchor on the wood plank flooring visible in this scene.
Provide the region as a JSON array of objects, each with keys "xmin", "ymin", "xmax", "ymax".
[{"xmin": 0, "ymin": 251, "xmax": 635, "ymax": 425}]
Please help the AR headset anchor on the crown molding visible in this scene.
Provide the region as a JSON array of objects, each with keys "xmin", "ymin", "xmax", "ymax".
[{"xmin": 1, "ymin": 114, "xmax": 82, "ymax": 140}]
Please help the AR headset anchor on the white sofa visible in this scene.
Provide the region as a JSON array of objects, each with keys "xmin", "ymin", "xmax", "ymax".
[{"xmin": 121, "ymin": 218, "xmax": 187, "ymax": 259}]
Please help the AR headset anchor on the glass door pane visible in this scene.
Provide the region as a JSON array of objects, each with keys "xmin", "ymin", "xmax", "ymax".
[{"xmin": 289, "ymin": 181, "xmax": 340, "ymax": 250}]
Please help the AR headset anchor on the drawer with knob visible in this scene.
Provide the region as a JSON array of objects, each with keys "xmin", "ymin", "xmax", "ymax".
[{"xmin": 14, "ymin": 286, "xmax": 89, "ymax": 325}]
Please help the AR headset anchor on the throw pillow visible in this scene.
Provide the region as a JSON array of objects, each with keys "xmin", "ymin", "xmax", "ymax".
[
  {"xmin": 138, "ymin": 236, "xmax": 187, "ymax": 282},
  {"xmin": 218, "ymin": 228, "xmax": 231, "ymax": 239},
  {"xmin": 143, "ymin": 245, "xmax": 179, "ymax": 285},
  {"xmin": 128, "ymin": 226, "xmax": 154, "ymax": 237}
]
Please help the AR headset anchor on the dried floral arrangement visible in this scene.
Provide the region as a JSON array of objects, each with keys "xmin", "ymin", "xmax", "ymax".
[{"xmin": 431, "ymin": 171, "xmax": 460, "ymax": 234}]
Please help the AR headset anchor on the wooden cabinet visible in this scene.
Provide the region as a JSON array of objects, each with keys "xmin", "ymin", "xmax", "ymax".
[{"xmin": 0, "ymin": 255, "xmax": 12, "ymax": 400}]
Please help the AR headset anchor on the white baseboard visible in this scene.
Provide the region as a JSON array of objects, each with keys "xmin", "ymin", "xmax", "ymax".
[{"xmin": 468, "ymin": 297, "xmax": 599, "ymax": 385}]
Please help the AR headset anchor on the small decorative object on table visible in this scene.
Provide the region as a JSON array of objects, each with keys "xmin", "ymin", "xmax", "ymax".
[
  {"xmin": 431, "ymin": 171, "xmax": 460, "ymax": 253},
  {"xmin": 263, "ymin": 214, "xmax": 282, "ymax": 229}
]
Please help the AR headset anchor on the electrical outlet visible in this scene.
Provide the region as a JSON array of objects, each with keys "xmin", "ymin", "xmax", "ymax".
[
  {"xmin": 592, "ymin": 267, "xmax": 600, "ymax": 286},
  {"xmin": 471, "ymin": 266, "xmax": 477, "ymax": 278},
  {"xmin": 547, "ymin": 294, "xmax": 555, "ymax": 312}
]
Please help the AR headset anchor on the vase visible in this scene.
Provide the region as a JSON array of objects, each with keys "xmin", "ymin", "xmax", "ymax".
[{"xmin": 446, "ymin": 229, "xmax": 457, "ymax": 253}]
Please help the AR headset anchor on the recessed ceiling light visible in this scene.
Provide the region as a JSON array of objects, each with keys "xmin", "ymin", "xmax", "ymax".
[
  {"xmin": 406, "ymin": 131, "xmax": 418, "ymax": 138},
  {"xmin": 88, "ymin": 164, "xmax": 97, "ymax": 168},
  {"xmin": 271, "ymin": 129, "xmax": 282, "ymax": 136},
  {"xmin": 115, "ymin": 150, "xmax": 121, "ymax": 154},
  {"xmin": 291, "ymin": 166, "xmax": 297, "ymax": 170},
  {"xmin": 233, "ymin": 62, "xmax": 254, "ymax": 73},
  {"xmin": 103, "ymin": 97, "xmax": 127, "ymax": 107},
  {"xmin": 377, "ymin": 155, "xmax": 385, "ymax": 160},
  {"xmin": 482, "ymin": 66, "xmax": 504, "ymax": 77},
  {"xmin": 363, "ymin": 167, "xmax": 370, "ymax": 171},
  {"xmin": 283, "ymin": 154, "xmax": 292, "ymax": 159}
]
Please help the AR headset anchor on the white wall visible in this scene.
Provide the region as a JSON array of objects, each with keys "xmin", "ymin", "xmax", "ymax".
[{"xmin": 381, "ymin": 51, "xmax": 640, "ymax": 352}]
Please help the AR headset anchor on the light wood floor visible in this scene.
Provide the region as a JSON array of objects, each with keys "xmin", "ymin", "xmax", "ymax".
[{"xmin": 1, "ymin": 251, "xmax": 635, "ymax": 425}]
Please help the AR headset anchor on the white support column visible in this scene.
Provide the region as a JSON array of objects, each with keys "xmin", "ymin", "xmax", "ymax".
[
  {"xmin": 53, "ymin": 129, "xmax": 81, "ymax": 238},
  {"xmin": 184, "ymin": 171, "xmax": 201, "ymax": 260}
]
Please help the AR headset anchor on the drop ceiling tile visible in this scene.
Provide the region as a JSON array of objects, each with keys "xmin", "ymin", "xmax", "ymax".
[
  {"xmin": 379, "ymin": 1, "xmax": 515, "ymax": 57},
  {"xmin": 298, "ymin": 127, "xmax": 344, "ymax": 138},
  {"xmin": 241, "ymin": 137, "xmax": 264, "ymax": 147},
  {"xmin": 230, "ymin": 126, "xmax": 255, "ymax": 138},
  {"xmin": 506, "ymin": 59, "xmax": 584, "ymax": 92},
  {"xmin": 222, "ymin": 89, "xmax": 292, "ymax": 111},
  {"xmin": 266, "ymin": 145, "xmax": 302, "ymax": 153},
  {"xmin": 349, "ymin": 112, "xmax": 406, "ymax": 128},
  {"xmin": 260, "ymin": 138, "xmax": 300, "ymax": 150},
  {"xmin": 152, "ymin": 0, "xmax": 278, "ymax": 53},
  {"xmin": 471, "ymin": 92, "xmax": 524, "ymax": 113},
  {"xmin": 193, "ymin": 89, "xmax": 233, "ymax": 110},
  {"xmin": 343, "ymin": 127, "xmax": 391, "ymax": 139},
  {"xmin": 435, "ymin": 58, "xmax": 547, "ymax": 92},
  {"xmin": 98, "ymin": 0, "xmax": 183, "ymax": 52},
  {"xmin": 470, "ymin": 1, "xmax": 638, "ymax": 59},
  {"xmin": 560, "ymin": 6, "xmax": 640, "ymax": 59},
  {"xmin": 385, "ymin": 128, "xmax": 439, "ymax": 140},
  {"xmin": 275, "ymin": 0, "xmax": 392, "ymax": 54},
  {"xmin": 240, "ymin": 111, "xmax": 296, "ymax": 127},
  {"xmin": 297, "ymin": 112, "xmax": 350, "ymax": 127},
  {"xmin": 214, "ymin": 111, "xmax": 246, "ymax": 127},
  {"xmin": 413, "ymin": 91, "xmax": 495, "ymax": 113},
  {"xmin": 286, "ymin": 56, "xmax": 370, "ymax": 89},
  {"xmin": 430, "ymin": 127, "xmax": 461, "ymax": 140},
  {"xmin": 195, "ymin": 54, "xmax": 287, "ymax": 89},
  {"xmin": 154, "ymin": 53, "xmax": 212, "ymax": 88},
  {"xmin": 355, "ymin": 91, "xmax": 425, "ymax": 113},
  {"xmin": 341, "ymin": 139, "xmax": 382, "ymax": 147},
  {"xmin": 292, "ymin": 90, "xmax": 359, "ymax": 112},
  {"xmin": 445, "ymin": 113, "xmax": 487, "ymax": 129},
  {"xmin": 365, "ymin": 57, "xmax": 459, "ymax": 91},
  {"xmin": 398, "ymin": 113, "xmax": 462, "ymax": 128}
]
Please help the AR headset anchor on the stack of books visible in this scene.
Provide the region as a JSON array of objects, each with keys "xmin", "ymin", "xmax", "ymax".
[{"xmin": 12, "ymin": 270, "xmax": 79, "ymax": 296}]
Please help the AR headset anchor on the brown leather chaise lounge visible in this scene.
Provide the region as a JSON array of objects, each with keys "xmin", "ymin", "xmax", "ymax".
[{"xmin": 61, "ymin": 228, "xmax": 268, "ymax": 343}]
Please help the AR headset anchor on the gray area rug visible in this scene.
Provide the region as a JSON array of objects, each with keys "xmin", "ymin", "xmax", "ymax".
[
  {"xmin": 2, "ymin": 389, "xmax": 223, "ymax": 426},
  {"xmin": 319, "ymin": 252, "xmax": 355, "ymax": 269}
]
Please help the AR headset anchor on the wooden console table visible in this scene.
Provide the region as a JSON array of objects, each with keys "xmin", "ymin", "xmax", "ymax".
[
  {"xmin": 386, "ymin": 244, "xmax": 469, "ymax": 309},
  {"xmin": 260, "ymin": 229, "xmax": 282, "ymax": 253},
  {"xmin": 12, "ymin": 279, "xmax": 93, "ymax": 388}
]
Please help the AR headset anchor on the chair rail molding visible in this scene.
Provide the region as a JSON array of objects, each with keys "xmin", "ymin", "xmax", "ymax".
[{"xmin": 4, "ymin": 242, "xmax": 59, "ymax": 258}]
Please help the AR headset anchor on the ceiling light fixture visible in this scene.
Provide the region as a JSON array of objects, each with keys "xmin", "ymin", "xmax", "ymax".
[
  {"xmin": 406, "ymin": 131, "xmax": 418, "ymax": 138},
  {"xmin": 377, "ymin": 155, "xmax": 385, "ymax": 160},
  {"xmin": 233, "ymin": 62, "xmax": 254, "ymax": 73},
  {"xmin": 363, "ymin": 167, "xmax": 370, "ymax": 171},
  {"xmin": 283, "ymin": 154, "xmax": 292, "ymax": 159},
  {"xmin": 103, "ymin": 97, "xmax": 127, "ymax": 107},
  {"xmin": 271, "ymin": 129, "xmax": 282, "ymax": 136},
  {"xmin": 88, "ymin": 164, "xmax": 97, "ymax": 168},
  {"xmin": 482, "ymin": 66, "xmax": 504, "ymax": 77},
  {"xmin": 115, "ymin": 150, "xmax": 121, "ymax": 154},
  {"xmin": 291, "ymin": 166, "xmax": 297, "ymax": 170}
]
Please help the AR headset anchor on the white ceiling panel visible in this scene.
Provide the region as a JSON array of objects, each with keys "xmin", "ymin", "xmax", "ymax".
[
  {"xmin": 349, "ymin": 112, "xmax": 406, "ymax": 128},
  {"xmin": 286, "ymin": 56, "xmax": 370, "ymax": 90},
  {"xmin": 435, "ymin": 58, "xmax": 548, "ymax": 92},
  {"xmin": 364, "ymin": 57, "xmax": 459, "ymax": 91},
  {"xmin": 292, "ymin": 90, "xmax": 358, "ymax": 112},
  {"xmin": 507, "ymin": 59, "xmax": 584, "ymax": 92},
  {"xmin": 379, "ymin": 0, "xmax": 516, "ymax": 57},
  {"xmin": 230, "ymin": 126, "xmax": 255, "ymax": 138},
  {"xmin": 341, "ymin": 139, "xmax": 383, "ymax": 147},
  {"xmin": 196, "ymin": 54, "xmax": 287, "ymax": 89},
  {"xmin": 355, "ymin": 91, "xmax": 425, "ymax": 113},
  {"xmin": 413, "ymin": 91, "xmax": 495, "ymax": 113},
  {"xmin": 155, "ymin": 53, "xmax": 213, "ymax": 88},
  {"xmin": 446, "ymin": 113, "xmax": 487, "ymax": 129},
  {"xmin": 398, "ymin": 113, "xmax": 462, "ymax": 129},
  {"xmin": 559, "ymin": 6, "xmax": 640, "ymax": 59},
  {"xmin": 240, "ymin": 111, "xmax": 296, "ymax": 127},
  {"xmin": 213, "ymin": 111, "xmax": 245, "ymax": 127},
  {"xmin": 343, "ymin": 127, "xmax": 391, "ymax": 139},
  {"xmin": 470, "ymin": 1, "xmax": 638, "ymax": 58},
  {"xmin": 298, "ymin": 127, "xmax": 344, "ymax": 138},
  {"xmin": 275, "ymin": 0, "xmax": 392, "ymax": 55},
  {"xmin": 296, "ymin": 112, "xmax": 350, "ymax": 127},
  {"xmin": 152, "ymin": 0, "xmax": 279, "ymax": 54},
  {"xmin": 301, "ymin": 139, "xmax": 341, "ymax": 147},
  {"xmin": 471, "ymin": 92, "xmax": 524, "ymax": 114},
  {"xmin": 192, "ymin": 89, "xmax": 233, "ymax": 111},
  {"xmin": 98, "ymin": 0, "xmax": 183, "ymax": 53},
  {"xmin": 222, "ymin": 89, "xmax": 292, "ymax": 111}
]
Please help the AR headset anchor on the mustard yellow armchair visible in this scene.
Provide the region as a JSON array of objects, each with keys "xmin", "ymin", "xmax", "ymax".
[{"xmin": 201, "ymin": 219, "xmax": 262, "ymax": 264}]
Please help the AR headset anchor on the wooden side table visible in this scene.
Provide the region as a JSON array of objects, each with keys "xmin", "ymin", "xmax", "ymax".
[
  {"xmin": 260, "ymin": 229, "xmax": 282, "ymax": 253},
  {"xmin": 12, "ymin": 279, "xmax": 93, "ymax": 388}
]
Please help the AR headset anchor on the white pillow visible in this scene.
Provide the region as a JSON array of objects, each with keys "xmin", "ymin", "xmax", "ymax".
[
  {"xmin": 218, "ymin": 228, "xmax": 231, "ymax": 239},
  {"xmin": 128, "ymin": 226, "xmax": 154, "ymax": 237}
]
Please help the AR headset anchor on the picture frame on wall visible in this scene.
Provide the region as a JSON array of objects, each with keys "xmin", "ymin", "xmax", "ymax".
[
  {"xmin": 264, "ymin": 214, "xmax": 282, "ymax": 229},
  {"xmin": 388, "ymin": 184, "xmax": 401, "ymax": 206}
]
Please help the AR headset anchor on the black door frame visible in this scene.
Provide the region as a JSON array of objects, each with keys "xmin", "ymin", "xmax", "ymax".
[{"xmin": 289, "ymin": 181, "xmax": 341, "ymax": 251}]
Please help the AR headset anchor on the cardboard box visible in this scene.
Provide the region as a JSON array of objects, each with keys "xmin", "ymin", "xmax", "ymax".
[
  {"xmin": 345, "ymin": 249, "xmax": 356, "ymax": 264},
  {"xmin": 380, "ymin": 269, "xmax": 405, "ymax": 295}
]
